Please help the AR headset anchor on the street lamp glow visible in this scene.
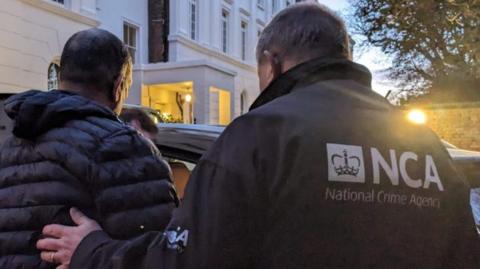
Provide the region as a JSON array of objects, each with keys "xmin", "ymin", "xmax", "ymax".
[
  {"xmin": 407, "ymin": 109, "xmax": 427, "ymax": 125},
  {"xmin": 185, "ymin": 94, "xmax": 192, "ymax": 103}
]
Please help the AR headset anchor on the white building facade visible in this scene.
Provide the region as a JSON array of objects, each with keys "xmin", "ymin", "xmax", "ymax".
[
  {"xmin": 0, "ymin": 0, "xmax": 303, "ymax": 126},
  {"xmin": 99, "ymin": 0, "xmax": 303, "ymax": 125},
  {"xmin": 0, "ymin": 0, "xmax": 99, "ymax": 94},
  {"xmin": 0, "ymin": 0, "xmax": 99, "ymax": 138}
]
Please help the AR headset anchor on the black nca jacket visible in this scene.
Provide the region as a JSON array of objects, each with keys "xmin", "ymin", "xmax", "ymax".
[{"xmin": 71, "ymin": 59, "xmax": 479, "ymax": 269}]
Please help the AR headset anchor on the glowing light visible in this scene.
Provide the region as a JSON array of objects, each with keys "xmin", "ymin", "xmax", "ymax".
[
  {"xmin": 185, "ymin": 94, "xmax": 192, "ymax": 103},
  {"xmin": 407, "ymin": 109, "xmax": 427, "ymax": 125}
]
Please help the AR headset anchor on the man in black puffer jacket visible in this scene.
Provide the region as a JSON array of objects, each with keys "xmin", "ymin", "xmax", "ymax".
[{"xmin": 0, "ymin": 29, "xmax": 178, "ymax": 268}]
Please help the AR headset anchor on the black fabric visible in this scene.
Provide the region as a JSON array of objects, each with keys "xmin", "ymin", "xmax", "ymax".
[
  {"xmin": 71, "ymin": 58, "xmax": 480, "ymax": 269},
  {"xmin": 0, "ymin": 90, "xmax": 178, "ymax": 269}
]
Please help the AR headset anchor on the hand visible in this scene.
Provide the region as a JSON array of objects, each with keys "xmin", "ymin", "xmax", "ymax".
[{"xmin": 37, "ymin": 208, "xmax": 102, "ymax": 269}]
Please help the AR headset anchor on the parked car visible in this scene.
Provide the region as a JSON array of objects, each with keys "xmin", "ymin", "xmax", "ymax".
[
  {"xmin": 123, "ymin": 104, "xmax": 163, "ymax": 124},
  {"xmin": 442, "ymin": 140, "xmax": 480, "ymax": 188},
  {"xmin": 154, "ymin": 124, "xmax": 223, "ymax": 198}
]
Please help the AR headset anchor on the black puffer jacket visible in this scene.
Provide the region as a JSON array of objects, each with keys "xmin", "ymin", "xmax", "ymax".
[{"xmin": 0, "ymin": 90, "xmax": 178, "ymax": 269}]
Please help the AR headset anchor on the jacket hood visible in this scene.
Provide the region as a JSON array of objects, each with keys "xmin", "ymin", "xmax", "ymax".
[
  {"xmin": 250, "ymin": 58, "xmax": 372, "ymax": 111},
  {"xmin": 5, "ymin": 90, "xmax": 119, "ymax": 140}
]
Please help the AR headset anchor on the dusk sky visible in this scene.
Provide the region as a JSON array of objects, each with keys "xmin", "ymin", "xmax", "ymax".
[{"xmin": 318, "ymin": 0, "xmax": 394, "ymax": 96}]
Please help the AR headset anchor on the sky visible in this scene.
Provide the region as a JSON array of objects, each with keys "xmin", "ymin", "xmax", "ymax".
[{"xmin": 317, "ymin": 0, "xmax": 394, "ymax": 96}]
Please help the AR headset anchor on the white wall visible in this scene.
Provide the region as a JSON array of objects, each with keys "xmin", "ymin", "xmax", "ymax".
[
  {"xmin": 168, "ymin": 0, "xmax": 288, "ymax": 117},
  {"xmin": 0, "ymin": 0, "xmax": 99, "ymax": 93},
  {"xmin": 96, "ymin": 0, "xmax": 149, "ymax": 66}
]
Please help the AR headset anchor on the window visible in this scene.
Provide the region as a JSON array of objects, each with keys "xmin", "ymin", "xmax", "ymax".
[
  {"xmin": 257, "ymin": 27, "xmax": 263, "ymax": 38},
  {"xmin": 257, "ymin": 0, "xmax": 265, "ymax": 8},
  {"xmin": 47, "ymin": 63, "xmax": 60, "ymax": 91},
  {"xmin": 286, "ymin": 0, "xmax": 292, "ymax": 6},
  {"xmin": 123, "ymin": 23, "xmax": 138, "ymax": 64},
  {"xmin": 272, "ymin": 0, "xmax": 277, "ymax": 12},
  {"xmin": 189, "ymin": 0, "xmax": 198, "ymax": 40},
  {"xmin": 241, "ymin": 21, "xmax": 247, "ymax": 61},
  {"xmin": 240, "ymin": 91, "xmax": 248, "ymax": 115},
  {"xmin": 51, "ymin": 0, "xmax": 64, "ymax": 4},
  {"xmin": 221, "ymin": 10, "xmax": 229, "ymax": 53}
]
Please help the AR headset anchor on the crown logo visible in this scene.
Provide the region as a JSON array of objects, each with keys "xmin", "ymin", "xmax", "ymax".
[{"xmin": 331, "ymin": 150, "xmax": 361, "ymax": 176}]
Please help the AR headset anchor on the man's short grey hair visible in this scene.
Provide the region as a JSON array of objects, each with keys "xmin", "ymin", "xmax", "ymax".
[{"xmin": 256, "ymin": 2, "xmax": 351, "ymax": 63}]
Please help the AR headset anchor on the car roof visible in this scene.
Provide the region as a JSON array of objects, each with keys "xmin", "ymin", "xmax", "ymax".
[
  {"xmin": 154, "ymin": 124, "xmax": 480, "ymax": 164},
  {"xmin": 123, "ymin": 104, "xmax": 159, "ymax": 113},
  {"xmin": 442, "ymin": 140, "xmax": 480, "ymax": 162},
  {"xmin": 154, "ymin": 124, "xmax": 225, "ymax": 163},
  {"xmin": 447, "ymin": 148, "xmax": 480, "ymax": 163},
  {"xmin": 158, "ymin": 123, "xmax": 225, "ymax": 135}
]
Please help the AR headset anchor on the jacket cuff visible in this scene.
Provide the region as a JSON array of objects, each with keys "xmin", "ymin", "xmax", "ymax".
[{"xmin": 71, "ymin": 230, "xmax": 112, "ymax": 268}]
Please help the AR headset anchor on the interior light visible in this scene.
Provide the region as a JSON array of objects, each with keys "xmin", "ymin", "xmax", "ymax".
[{"xmin": 185, "ymin": 94, "xmax": 192, "ymax": 103}]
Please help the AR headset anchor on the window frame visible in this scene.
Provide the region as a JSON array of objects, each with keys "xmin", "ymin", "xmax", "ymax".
[
  {"xmin": 257, "ymin": 26, "xmax": 263, "ymax": 38},
  {"xmin": 47, "ymin": 62, "xmax": 60, "ymax": 91},
  {"xmin": 123, "ymin": 22, "xmax": 139, "ymax": 64},
  {"xmin": 51, "ymin": 0, "xmax": 65, "ymax": 5},
  {"xmin": 240, "ymin": 21, "xmax": 248, "ymax": 61},
  {"xmin": 272, "ymin": 0, "xmax": 277, "ymax": 13},
  {"xmin": 240, "ymin": 90, "xmax": 248, "ymax": 115},
  {"xmin": 257, "ymin": 0, "xmax": 265, "ymax": 9},
  {"xmin": 189, "ymin": 0, "xmax": 198, "ymax": 40},
  {"xmin": 50, "ymin": 0, "xmax": 70, "ymax": 8},
  {"xmin": 221, "ymin": 9, "xmax": 230, "ymax": 54}
]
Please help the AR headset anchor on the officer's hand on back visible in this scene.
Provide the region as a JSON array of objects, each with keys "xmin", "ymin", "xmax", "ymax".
[{"xmin": 37, "ymin": 208, "xmax": 101, "ymax": 268}]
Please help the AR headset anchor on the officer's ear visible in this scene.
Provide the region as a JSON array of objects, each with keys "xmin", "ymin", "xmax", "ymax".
[
  {"xmin": 263, "ymin": 50, "xmax": 282, "ymax": 80},
  {"xmin": 258, "ymin": 50, "xmax": 282, "ymax": 91}
]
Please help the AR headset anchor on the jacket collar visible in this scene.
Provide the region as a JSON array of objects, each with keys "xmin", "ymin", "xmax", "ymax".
[
  {"xmin": 250, "ymin": 57, "xmax": 373, "ymax": 110},
  {"xmin": 5, "ymin": 90, "xmax": 119, "ymax": 140}
]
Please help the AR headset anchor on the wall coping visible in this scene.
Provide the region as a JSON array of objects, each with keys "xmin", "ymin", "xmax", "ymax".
[
  {"xmin": 134, "ymin": 59, "xmax": 238, "ymax": 77},
  {"xmin": 403, "ymin": 102, "xmax": 480, "ymax": 110},
  {"xmin": 20, "ymin": 0, "xmax": 100, "ymax": 27},
  {"xmin": 168, "ymin": 35, "xmax": 257, "ymax": 72}
]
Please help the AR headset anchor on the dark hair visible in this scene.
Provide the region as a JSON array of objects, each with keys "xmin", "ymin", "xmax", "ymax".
[
  {"xmin": 256, "ymin": 2, "xmax": 350, "ymax": 63},
  {"xmin": 59, "ymin": 28, "xmax": 131, "ymax": 93},
  {"xmin": 120, "ymin": 108, "xmax": 159, "ymax": 135}
]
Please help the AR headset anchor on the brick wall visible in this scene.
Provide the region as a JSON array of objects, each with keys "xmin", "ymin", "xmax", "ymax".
[{"xmin": 419, "ymin": 103, "xmax": 480, "ymax": 151}]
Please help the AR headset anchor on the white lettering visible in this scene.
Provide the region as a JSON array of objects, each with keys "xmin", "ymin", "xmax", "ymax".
[
  {"xmin": 399, "ymin": 152, "xmax": 422, "ymax": 189},
  {"xmin": 325, "ymin": 143, "xmax": 445, "ymax": 192},
  {"xmin": 424, "ymin": 155, "xmax": 444, "ymax": 191},
  {"xmin": 371, "ymin": 148, "xmax": 399, "ymax": 186},
  {"xmin": 176, "ymin": 230, "xmax": 189, "ymax": 247}
]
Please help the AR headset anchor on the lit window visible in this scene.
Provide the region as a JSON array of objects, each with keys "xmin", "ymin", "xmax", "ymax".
[
  {"xmin": 123, "ymin": 23, "xmax": 138, "ymax": 64},
  {"xmin": 221, "ymin": 10, "xmax": 229, "ymax": 53},
  {"xmin": 47, "ymin": 63, "xmax": 60, "ymax": 91},
  {"xmin": 241, "ymin": 21, "xmax": 247, "ymax": 61},
  {"xmin": 189, "ymin": 0, "xmax": 198, "ymax": 40}
]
